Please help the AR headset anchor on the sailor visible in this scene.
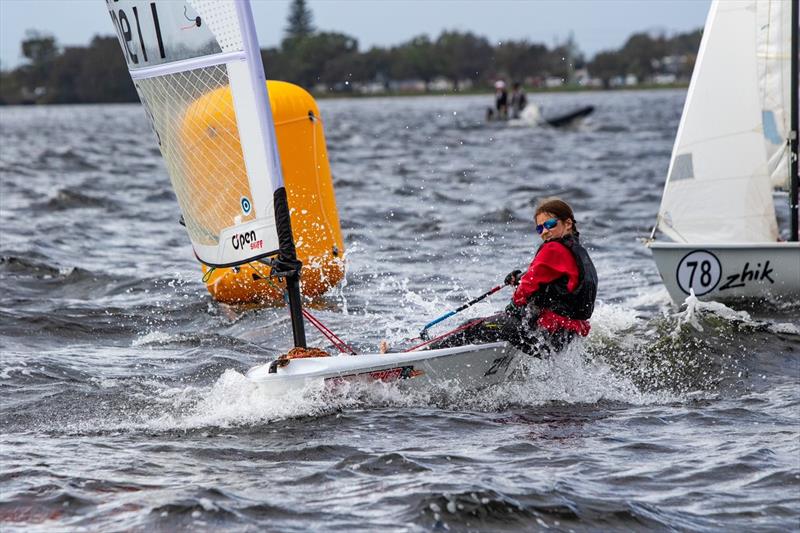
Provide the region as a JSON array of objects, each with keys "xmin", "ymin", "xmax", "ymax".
[
  {"xmin": 503, "ymin": 197, "xmax": 597, "ymax": 354},
  {"xmin": 431, "ymin": 197, "xmax": 597, "ymax": 356},
  {"xmin": 509, "ymin": 81, "xmax": 527, "ymax": 119},
  {"xmin": 494, "ymin": 80, "xmax": 508, "ymax": 120}
]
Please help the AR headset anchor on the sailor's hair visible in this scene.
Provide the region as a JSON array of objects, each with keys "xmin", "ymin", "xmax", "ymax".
[{"xmin": 535, "ymin": 197, "xmax": 579, "ymax": 236}]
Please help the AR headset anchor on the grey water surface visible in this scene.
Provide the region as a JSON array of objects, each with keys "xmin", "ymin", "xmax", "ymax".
[{"xmin": 1, "ymin": 90, "xmax": 798, "ymax": 532}]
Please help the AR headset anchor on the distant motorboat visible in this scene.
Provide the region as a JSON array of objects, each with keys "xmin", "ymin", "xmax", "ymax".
[
  {"xmin": 488, "ymin": 103, "xmax": 594, "ymax": 128},
  {"xmin": 542, "ymin": 105, "xmax": 594, "ymax": 128}
]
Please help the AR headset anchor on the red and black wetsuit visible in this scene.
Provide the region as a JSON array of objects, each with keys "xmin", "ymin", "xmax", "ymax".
[
  {"xmin": 429, "ymin": 234, "xmax": 596, "ymax": 356},
  {"xmin": 511, "ymin": 234, "xmax": 596, "ymax": 337}
]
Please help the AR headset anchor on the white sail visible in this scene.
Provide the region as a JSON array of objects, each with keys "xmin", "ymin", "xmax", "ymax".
[
  {"xmin": 657, "ymin": 0, "xmax": 779, "ymax": 244},
  {"xmin": 757, "ymin": 0, "xmax": 793, "ymax": 190},
  {"xmin": 106, "ymin": 0, "xmax": 284, "ymax": 266}
]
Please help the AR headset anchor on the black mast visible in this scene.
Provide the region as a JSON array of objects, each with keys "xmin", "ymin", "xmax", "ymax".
[
  {"xmin": 791, "ymin": 0, "xmax": 799, "ymax": 241},
  {"xmin": 273, "ymin": 187, "xmax": 307, "ymax": 348}
]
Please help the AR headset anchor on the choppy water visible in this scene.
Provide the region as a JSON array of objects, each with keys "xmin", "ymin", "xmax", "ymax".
[{"xmin": 1, "ymin": 91, "xmax": 798, "ymax": 532}]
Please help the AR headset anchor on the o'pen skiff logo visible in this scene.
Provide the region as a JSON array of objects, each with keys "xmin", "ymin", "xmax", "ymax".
[
  {"xmin": 241, "ymin": 196, "xmax": 252, "ymax": 215},
  {"xmin": 676, "ymin": 250, "xmax": 722, "ymax": 296},
  {"xmin": 232, "ymin": 230, "xmax": 263, "ymax": 251}
]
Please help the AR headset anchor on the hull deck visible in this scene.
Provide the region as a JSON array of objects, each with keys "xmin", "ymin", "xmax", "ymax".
[{"xmin": 246, "ymin": 342, "xmax": 522, "ymax": 396}]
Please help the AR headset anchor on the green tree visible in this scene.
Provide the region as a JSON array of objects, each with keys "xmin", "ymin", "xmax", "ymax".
[
  {"xmin": 75, "ymin": 36, "xmax": 136, "ymax": 103},
  {"xmin": 285, "ymin": 32, "xmax": 359, "ymax": 89},
  {"xmin": 435, "ymin": 31, "xmax": 492, "ymax": 90},
  {"xmin": 493, "ymin": 40, "xmax": 549, "ymax": 83},
  {"xmin": 15, "ymin": 30, "xmax": 59, "ymax": 103},
  {"xmin": 21, "ymin": 30, "xmax": 58, "ymax": 65},
  {"xmin": 391, "ymin": 35, "xmax": 440, "ymax": 90},
  {"xmin": 587, "ymin": 50, "xmax": 624, "ymax": 88},
  {"xmin": 361, "ymin": 46, "xmax": 392, "ymax": 87},
  {"xmin": 618, "ymin": 32, "xmax": 667, "ymax": 80},
  {"xmin": 284, "ymin": 0, "xmax": 315, "ymax": 42}
]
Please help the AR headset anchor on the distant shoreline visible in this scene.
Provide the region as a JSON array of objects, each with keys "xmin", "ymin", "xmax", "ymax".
[
  {"xmin": 313, "ymin": 82, "xmax": 688, "ymax": 99},
  {"xmin": 0, "ymin": 83, "xmax": 688, "ymax": 107}
]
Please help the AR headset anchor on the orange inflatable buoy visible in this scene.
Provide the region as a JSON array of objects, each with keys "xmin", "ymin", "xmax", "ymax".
[{"xmin": 190, "ymin": 81, "xmax": 344, "ymax": 303}]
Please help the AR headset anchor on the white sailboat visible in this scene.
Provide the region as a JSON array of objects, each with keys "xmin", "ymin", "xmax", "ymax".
[
  {"xmin": 648, "ymin": 0, "xmax": 800, "ymax": 304},
  {"xmin": 106, "ymin": 0, "xmax": 522, "ymax": 393}
]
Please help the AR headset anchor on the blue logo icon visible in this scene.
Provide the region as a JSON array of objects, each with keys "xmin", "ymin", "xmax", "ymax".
[{"xmin": 241, "ymin": 196, "xmax": 252, "ymax": 215}]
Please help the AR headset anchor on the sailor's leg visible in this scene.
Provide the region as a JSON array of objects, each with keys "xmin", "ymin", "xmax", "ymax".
[
  {"xmin": 429, "ymin": 313, "xmax": 506, "ymax": 349},
  {"xmin": 523, "ymin": 327, "xmax": 577, "ymax": 358}
]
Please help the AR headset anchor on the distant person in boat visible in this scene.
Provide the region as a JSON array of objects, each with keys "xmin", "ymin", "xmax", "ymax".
[
  {"xmin": 510, "ymin": 82, "xmax": 527, "ymax": 119},
  {"xmin": 432, "ymin": 197, "xmax": 597, "ymax": 356},
  {"xmin": 493, "ymin": 80, "xmax": 509, "ymax": 120}
]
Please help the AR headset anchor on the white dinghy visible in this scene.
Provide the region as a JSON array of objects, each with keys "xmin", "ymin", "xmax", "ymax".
[
  {"xmin": 107, "ymin": 0, "xmax": 523, "ymax": 393},
  {"xmin": 647, "ymin": 0, "xmax": 800, "ymax": 305},
  {"xmin": 246, "ymin": 343, "xmax": 520, "ymax": 397}
]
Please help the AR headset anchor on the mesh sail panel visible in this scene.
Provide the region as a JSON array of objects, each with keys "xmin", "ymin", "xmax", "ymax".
[
  {"xmin": 107, "ymin": 0, "xmax": 285, "ymax": 266},
  {"xmin": 188, "ymin": 0, "xmax": 243, "ymax": 53},
  {"xmin": 136, "ymin": 65, "xmax": 255, "ymax": 247}
]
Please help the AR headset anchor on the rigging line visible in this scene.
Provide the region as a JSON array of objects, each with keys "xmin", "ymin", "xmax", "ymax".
[
  {"xmin": 404, "ymin": 318, "xmax": 489, "ymax": 353},
  {"xmin": 301, "ymin": 308, "xmax": 356, "ymax": 354},
  {"xmin": 273, "ymin": 115, "xmax": 320, "ymax": 127},
  {"xmin": 310, "ymin": 116, "xmax": 336, "ymax": 245},
  {"xmin": 251, "ymin": 261, "xmax": 356, "ymax": 354},
  {"xmin": 301, "ymin": 308, "xmax": 353, "ymax": 354},
  {"xmin": 201, "ymin": 266, "xmax": 216, "ymax": 283},
  {"xmin": 298, "ymin": 309, "xmax": 335, "ymax": 347}
]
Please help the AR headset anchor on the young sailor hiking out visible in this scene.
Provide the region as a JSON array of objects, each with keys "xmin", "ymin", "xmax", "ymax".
[{"xmin": 430, "ymin": 197, "xmax": 598, "ymax": 357}]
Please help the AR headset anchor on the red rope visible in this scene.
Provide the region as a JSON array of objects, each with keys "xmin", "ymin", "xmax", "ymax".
[
  {"xmin": 403, "ymin": 318, "xmax": 488, "ymax": 352},
  {"xmin": 247, "ymin": 260, "xmax": 357, "ymax": 355},
  {"xmin": 301, "ymin": 308, "xmax": 357, "ymax": 355}
]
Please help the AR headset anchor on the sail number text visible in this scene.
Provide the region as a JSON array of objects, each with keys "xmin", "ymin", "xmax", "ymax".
[
  {"xmin": 107, "ymin": 0, "xmax": 166, "ymax": 66},
  {"xmin": 676, "ymin": 250, "xmax": 776, "ymax": 296},
  {"xmin": 676, "ymin": 251, "xmax": 721, "ymax": 296}
]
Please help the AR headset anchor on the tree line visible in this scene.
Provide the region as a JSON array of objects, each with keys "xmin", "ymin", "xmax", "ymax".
[{"xmin": 0, "ymin": 5, "xmax": 701, "ymax": 105}]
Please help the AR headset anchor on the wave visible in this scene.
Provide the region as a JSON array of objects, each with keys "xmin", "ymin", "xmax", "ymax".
[
  {"xmin": 36, "ymin": 146, "xmax": 100, "ymax": 171},
  {"xmin": 39, "ymin": 188, "xmax": 116, "ymax": 211}
]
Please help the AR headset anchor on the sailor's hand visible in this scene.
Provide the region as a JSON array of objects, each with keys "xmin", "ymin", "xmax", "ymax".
[
  {"xmin": 504, "ymin": 269, "xmax": 522, "ymax": 286},
  {"xmin": 505, "ymin": 302, "xmax": 523, "ymax": 318}
]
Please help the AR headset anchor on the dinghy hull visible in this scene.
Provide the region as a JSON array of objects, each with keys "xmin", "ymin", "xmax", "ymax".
[
  {"xmin": 544, "ymin": 105, "xmax": 594, "ymax": 128},
  {"xmin": 649, "ymin": 241, "xmax": 800, "ymax": 304},
  {"xmin": 246, "ymin": 343, "xmax": 522, "ymax": 396}
]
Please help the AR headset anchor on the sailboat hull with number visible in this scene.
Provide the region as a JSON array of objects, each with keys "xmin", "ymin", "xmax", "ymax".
[
  {"xmin": 650, "ymin": 242, "xmax": 800, "ymax": 304},
  {"xmin": 648, "ymin": 0, "xmax": 800, "ymax": 305},
  {"xmin": 246, "ymin": 343, "xmax": 523, "ymax": 396}
]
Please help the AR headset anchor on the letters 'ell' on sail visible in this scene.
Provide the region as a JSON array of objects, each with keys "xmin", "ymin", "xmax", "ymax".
[
  {"xmin": 656, "ymin": 0, "xmax": 792, "ymax": 244},
  {"xmin": 106, "ymin": 0, "xmax": 284, "ymax": 267}
]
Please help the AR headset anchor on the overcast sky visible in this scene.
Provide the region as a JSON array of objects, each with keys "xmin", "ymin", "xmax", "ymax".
[{"xmin": 0, "ymin": 0, "xmax": 711, "ymax": 70}]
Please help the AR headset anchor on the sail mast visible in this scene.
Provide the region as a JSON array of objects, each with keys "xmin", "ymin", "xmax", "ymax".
[
  {"xmin": 790, "ymin": 0, "xmax": 799, "ymax": 241},
  {"xmin": 236, "ymin": 0, "xmax": 307, "ymax": 347}
]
